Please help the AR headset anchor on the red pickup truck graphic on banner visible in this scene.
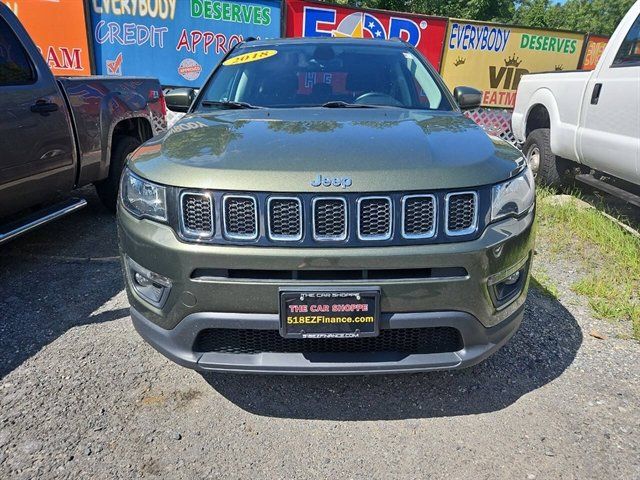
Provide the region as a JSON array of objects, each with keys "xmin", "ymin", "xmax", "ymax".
[{"xmin": 285, "ymin": 0, "xmax": 448, "ymax": 70}]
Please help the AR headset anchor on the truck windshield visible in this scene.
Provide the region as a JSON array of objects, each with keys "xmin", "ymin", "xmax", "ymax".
[{"xmin": 196, "ymin": 42, "xmax": 453, "ymax": 111}]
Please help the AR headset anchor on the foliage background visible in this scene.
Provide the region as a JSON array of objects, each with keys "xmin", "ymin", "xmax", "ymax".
[{"xmin": 323, "ymin": 0, "xmax": 636, "ymax": 35}]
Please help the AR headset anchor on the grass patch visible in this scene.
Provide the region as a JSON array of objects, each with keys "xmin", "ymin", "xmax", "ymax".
[
  {"xmin": 536, "ymin": 188, "xmax": 640, "ymax": 340},
  {"xmin": 530, "ymin": 269, "xmax": 559, "ymax": 299}
]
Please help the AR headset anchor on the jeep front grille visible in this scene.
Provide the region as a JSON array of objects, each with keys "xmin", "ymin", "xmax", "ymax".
[
  {"xmin": 178, "ymin": 190, "xmax": 481, "ymax": 245},
  {"xmin": 181, "ymin": 192, "xmax": 214, "ymax": 237},
  {"xmin": 268, "ymin": 197, "xmax": 302, "ymax": 241},
  {"xmin": 402, "ymin": 195, "xmax": 436, "ymax": 238},
  {"xmin": 223, "ymin": 195, "xmax": 258, "ymax": 240},
  {"xmin": 358, "ymin": 197, "xmax": 392, "ymax": 240},
  {"xmin": 446, "ymin": 192, "xmax": 478, "ymax": 235},
  {"xmin": 313, "ymin": 197, "xmax": 347, "ymax": 241}
]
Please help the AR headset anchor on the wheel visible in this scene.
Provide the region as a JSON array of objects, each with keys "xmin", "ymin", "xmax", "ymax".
[
  {"xmin": 95, "ymin": 135, "xmax": 141, "ymax": 212},
  {"xmin": 523, "ymin": 128, "xmax": 569, "ymax": 188}
]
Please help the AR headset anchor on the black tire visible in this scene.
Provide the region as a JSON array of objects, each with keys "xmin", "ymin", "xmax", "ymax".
[
  {"xmin": 523, "ymin": 128, "xmax": 569, "ymax": 188},
  {"xmin": 95, "ymin": 135, "xmax": 141, "ymax": 212}
]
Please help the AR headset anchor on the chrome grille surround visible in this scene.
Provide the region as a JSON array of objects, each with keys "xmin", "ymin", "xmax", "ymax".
[
  {"xmin": 445, "ymin": 192, "xmax": 478, "ymax": 236},
  {"xmin": 357, "ymin": 196, "xmax": 392, "ymax": 241},
  {"xmin": 177, "ymin": 189, "xmax": 483, "ymax": 246},
  {"xmin": 312, "ymin": 197, "xmax": 347, "ymax": 241},
  {"xmin": 223, "ymin": 195, "xmax": 258, "ymax": 240},
  {"xmin": 401, "ymin": 194, "xmax": 436, "ymax": 239},
  {"xmin": 180, "ymin": 191, "xmax": 214, "ymax": 238},
  {"xmin": 267, "ymin": 197, "xmax": 303, "ymax": 241}
]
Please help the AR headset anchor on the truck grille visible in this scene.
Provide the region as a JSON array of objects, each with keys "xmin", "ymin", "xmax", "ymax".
[
  {"xmin": 402, "ymin": 195, "xmax": 436, "ymax": 238},
  {"xmin": 358, "ymin": 197, "xmax": 392, "ymax": 240},
  {"xmin": 313, "ymin": 198, "xmax": 347, "ymax": 241},
  {"xmin": 181, "ymin": 192, "xmax": 214, "ymax": 237},
  {"xmin": 223, "ymin": 195, "xmax": 258, "ymax": 240},
  {"xmin": 193, "ymin": 327, "xmax": 463, "ymax": 355},
  {"xmin": 446, "ymin": 192, "xmax": 478, "ymax": 235},
  {"xmin": 178, "ymin": 190, "xmax": 481, "ymax": 246},
  {"xmin": 267, "ymin": 197, "xmax": 302, "ymax": 241}
]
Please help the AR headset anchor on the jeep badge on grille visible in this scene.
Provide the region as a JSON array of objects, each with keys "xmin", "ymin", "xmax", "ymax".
[{"xmin": 310, "ymin": 174, "xmax": 352, "ymax": 188}]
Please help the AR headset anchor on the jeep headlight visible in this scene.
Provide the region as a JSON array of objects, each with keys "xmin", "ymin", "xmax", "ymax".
[
  {"xmin": 120, "ymin": 168, "xmax": 167, "ymax": 221},
  {"xmin": 491, "ymin": 166, "xmax": 535, "ymax": 222}
]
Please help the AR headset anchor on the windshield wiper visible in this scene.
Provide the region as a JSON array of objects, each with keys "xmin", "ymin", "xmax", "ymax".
[
  {"xmin": 201, "ymin": 100, "xmax": 262, "ymax": 109},
  {"xmin": 320, "ymin": 101, "xmax": 379, "ymax": 108}
]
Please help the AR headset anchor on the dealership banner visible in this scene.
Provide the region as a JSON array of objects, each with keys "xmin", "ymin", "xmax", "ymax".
[
  {"xmin": 2, "ymin": 0, "xmax": 92, "ymax": 75},
  {"xmin": 580, "ymin": 34, "xmax": 609, "ymax": 70},
  {"xmin": 89, "ymin": 0, "xmax": 282, "ymax": 86},
  {"xmin": 441, "ymin": 20, "xmax": 585, "ymax": 108},
  {"xmin": 284, "ymin": 0, "xmax": 448, "ymax": 70}
]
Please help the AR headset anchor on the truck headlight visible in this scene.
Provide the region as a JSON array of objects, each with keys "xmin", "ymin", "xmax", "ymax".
[
  {"xmin": 491, "ymin": 166, "xmax": 535, "ymax": 222},
  {"xmin": 120, "ymin": 168, "xmax": 167, "ymax": 221}
]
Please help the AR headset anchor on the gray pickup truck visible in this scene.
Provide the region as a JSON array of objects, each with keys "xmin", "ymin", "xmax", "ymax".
[{"xmin": 0, "ymin": 3, "xmax": 166, "ymax": 243}]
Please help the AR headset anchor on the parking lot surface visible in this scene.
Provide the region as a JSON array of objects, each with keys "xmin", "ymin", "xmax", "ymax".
[{"xmin": 1, "ymin": 189, "xmax": 639, "ymax": 479}]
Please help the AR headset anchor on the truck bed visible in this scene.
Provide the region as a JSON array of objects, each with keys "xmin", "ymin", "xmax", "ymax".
[
  {"xmin": 513, "ymin": 70, "xmax": 591, "ymax": 160},
  {"xmin": 56, "ymin": 76, "xmax": 166, "ymax": 186}
]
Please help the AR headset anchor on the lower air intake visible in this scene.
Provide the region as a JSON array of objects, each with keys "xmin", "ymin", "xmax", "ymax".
[{"xmin": 193, "ymin": 327, "xmax": 463, "ymax": 355}]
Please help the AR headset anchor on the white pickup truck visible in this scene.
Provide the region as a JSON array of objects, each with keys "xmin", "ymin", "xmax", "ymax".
[{"xmin": 512, "ymin": 1, "xmax": 640, "ymax": 203}]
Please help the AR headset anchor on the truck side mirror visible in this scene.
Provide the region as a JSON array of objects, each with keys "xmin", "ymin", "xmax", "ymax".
[
  {"xmin": 165, "ymin": 88, "xmax": 196, "ymax": 113},
  {"xmin": 453, "ymin": 86, "xmax": 482, "ymax": 110}
]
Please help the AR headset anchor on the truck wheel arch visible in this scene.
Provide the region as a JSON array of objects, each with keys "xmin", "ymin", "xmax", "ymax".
[
  {"xmin": 525, "ymin": 104, "xmax": 550, "ymax": 138},
  {"xmin": 522, "ymin": 89, "xmax": 568, "ymax": 159},
  {"xmin": 110, "ymin": 117, "xmax": 153, "ymax": 152},
  {"xmin": 96, "ymin": 135, "xmax": 142, "ymax": 212},
  {"xmin": 95, "ymin": 117, "xmax": 154, "ymax": 212},
  {"xmin": 523, "ymin": 96, "xmax": 574, "ymax": 187}
]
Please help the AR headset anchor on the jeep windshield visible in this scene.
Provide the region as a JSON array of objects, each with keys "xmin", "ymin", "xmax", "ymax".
[{"xmin": 195, "ymin": 41, "xmax": 454, "ymax": 111}]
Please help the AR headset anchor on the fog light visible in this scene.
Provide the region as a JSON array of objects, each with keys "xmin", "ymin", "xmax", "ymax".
[
  {"xmin": 134, "ymin": 272, "xmax": 152, "ymax": 287},
  {"xmin": 488, "ymin": 258, "xmax": 530, "ymax": 309},
  {"xmin": 503, "ymin": 271, "xmax": 521, "ymax": 286},
  {"xmin": 125, "ymin": 256, "xmax": 172, "ymax": 307}
]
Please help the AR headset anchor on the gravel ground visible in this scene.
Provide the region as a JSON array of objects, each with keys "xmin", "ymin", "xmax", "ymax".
[{"xmin": 1, "ymin": 189, "xmax": 639, "ymax": 479}]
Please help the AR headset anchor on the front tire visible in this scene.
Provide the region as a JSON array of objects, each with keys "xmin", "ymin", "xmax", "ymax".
[
  {"xmin": 523, "ymin": 128, "xmax": 568, "ymax": 187},
  {"xmin": 96, "ymin": 135, "xmax": 141, "ymax": 212}
]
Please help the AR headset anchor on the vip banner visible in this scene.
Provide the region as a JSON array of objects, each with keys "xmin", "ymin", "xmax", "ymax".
[
  {"xmin": 284, "ymin": 0, "xmax": 448, "ymax": 70},
  {"xmin": 580, "ymin": 34, "xmax": 609, "ymax": 70},
  {"xmin": 2, "ymin": 0, "xmax": 92, "ymax": 75},
  {"xmin": 441, "ymin": 20, "xmax": 585, "ymax": 108},
  {"xmin": 89, "ymin": 0, "xmax": 282, "ymax": 86}
]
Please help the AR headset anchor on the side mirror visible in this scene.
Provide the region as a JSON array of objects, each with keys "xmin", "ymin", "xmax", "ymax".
[
  {"xmin": 453, "ymin": 86, "xmax": 482, "ymax": 110},
  {"xmin": 165, "ymin": 88, "xmax": 196, "ymax": 113}
]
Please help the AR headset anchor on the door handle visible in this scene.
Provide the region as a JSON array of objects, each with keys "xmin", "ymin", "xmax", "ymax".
[
  {"xmin": 591, "ymin": 83, "xmax": 603, "ymax": 105},
  {"xmin": 30, "ymin": 100, "xmax": 59, "ymax": 115}
]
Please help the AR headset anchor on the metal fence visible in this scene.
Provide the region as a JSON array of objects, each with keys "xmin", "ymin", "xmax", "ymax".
[{"xmin": 463, "ymin": 108, "xmax": 519, "ymax": 147}]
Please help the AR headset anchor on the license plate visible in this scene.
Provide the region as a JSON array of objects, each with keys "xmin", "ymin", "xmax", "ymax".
[{"xmin": 279, "ymin": 288, "xmax": 380, "ymax": 339}]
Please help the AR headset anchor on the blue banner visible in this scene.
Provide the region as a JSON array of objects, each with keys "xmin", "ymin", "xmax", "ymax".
[{"xmin": 90, "ymin": 0, "xmax": 282, "ymax": 86}]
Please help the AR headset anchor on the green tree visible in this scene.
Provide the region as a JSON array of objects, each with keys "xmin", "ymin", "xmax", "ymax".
[
  {"xmin": 513, "ymin": 0, "xmax": 635, "ymax": 35},
  {"xmin": 512, "ymin": 0, "xmax": 552, "ymax": 28},
  {"xmin": 320, "ymin": 0, "xmax": 634, "ymax": 35},
  {"xmin": 548, "ymin": 0, "xmax": 635, "ymax": 35}
]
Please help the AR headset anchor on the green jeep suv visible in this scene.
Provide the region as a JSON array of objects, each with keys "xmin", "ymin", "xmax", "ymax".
[{"xmin": 117, "ymin": 38, "xmax": 536, "ymax": 374}]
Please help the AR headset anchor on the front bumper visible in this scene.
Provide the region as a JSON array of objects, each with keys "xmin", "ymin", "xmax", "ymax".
[
  {"xmin": 131, "ymin": 305, "xmax": 524, "ymax": 374},
  {"xmin": 118, "ymin": 206, "xmax": 535, "ymax": 374}
]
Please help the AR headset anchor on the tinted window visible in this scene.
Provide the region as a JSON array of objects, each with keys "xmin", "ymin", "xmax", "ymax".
[
  {"xmin": 613, "ymin": 14, "xmax": 640, "ymax": 66},
  {"xmin": 197, "ymin": 43, "xmax": 453, "ymax": 111},
  {"xmin": 0, "ymin": 17, "xmax": 34, "ymax": 86}
]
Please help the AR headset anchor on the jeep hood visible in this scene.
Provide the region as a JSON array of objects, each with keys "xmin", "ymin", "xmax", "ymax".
[{"xmin": 130, "ymin": 108, "xmax": 523, "ymax": 192}]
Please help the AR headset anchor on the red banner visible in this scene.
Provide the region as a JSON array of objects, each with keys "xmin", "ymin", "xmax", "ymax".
[
  {"xmin": 2, "ymin": 0, "xmax": 92, "ymax": 76},
  {"xmin": 581, "ymin": 34, "xmax": 609, "ymax": 70},
  {"xmin": 284, "ymin": 0, "xmax": 448, "ymax": 70}
]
